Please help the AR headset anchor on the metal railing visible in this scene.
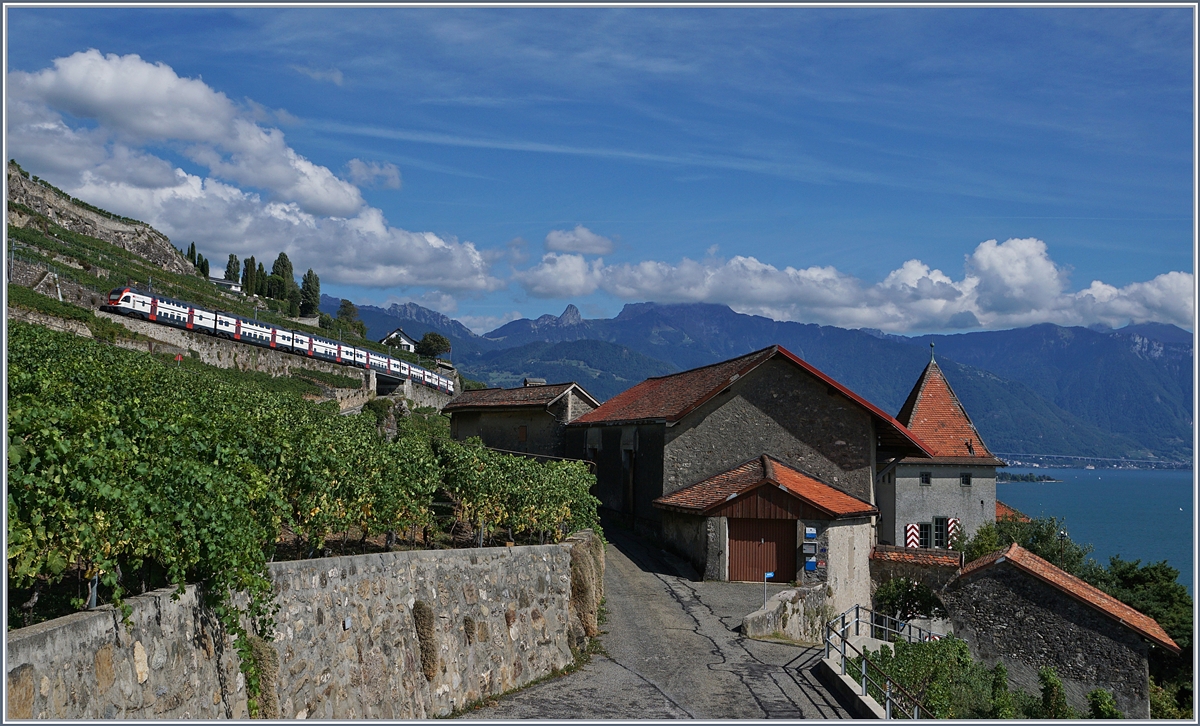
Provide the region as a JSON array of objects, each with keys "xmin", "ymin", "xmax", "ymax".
[{"xmin": 824, "ymin": 605, "xmax": 942, "ymax": 719}]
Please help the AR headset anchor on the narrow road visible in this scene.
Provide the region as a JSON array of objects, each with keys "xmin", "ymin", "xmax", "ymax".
[{"xmin": 463, "ymin": 529, "xmax": 851, "ymax": 719}]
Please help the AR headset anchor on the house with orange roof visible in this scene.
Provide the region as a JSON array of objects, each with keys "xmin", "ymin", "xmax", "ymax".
[
  {"xmin": 565, "ymin": 345, "xmax": 931, "ymax": 611},
  {"xmin": 941, "ymin": 543, "xmax": 1179, "ymax": 718},
  {"xmin": 875, "ymin": 346, "xmax": 1004, "ymax": 550}
]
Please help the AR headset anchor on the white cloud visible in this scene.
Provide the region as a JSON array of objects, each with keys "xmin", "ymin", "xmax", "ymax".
[
  {"xmin": 544, "ymin": 224, "xmax": 615, "ymax": 255},
  {"xmin": 291, "ymin": 65, "xmax": 344, "ymax": 86},
  {"xmin": 9, "ymin": 50, "xmax": 363, "ymax": 217},
  {"xmin": 8, "ymin": 50, "xmax": 501, "ymax": 295},
  {"xmin": 457, "ymin": 311, "xmax": 524, "ymax": 334},
  {"xmin": 513, "ymin": 237, "xmax": 1194, "ymax": 332},
  {"xmin": 513, "ymin": 253, "xmax": 603, "ymax": 298},
  {"xmin": 345, "ymin": 158, "xmax": 402, "ymax": 189}
]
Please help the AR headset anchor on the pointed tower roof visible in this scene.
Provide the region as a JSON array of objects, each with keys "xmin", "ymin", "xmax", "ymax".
[{"xmin": 896, "ymin": 353, "xmax": 1004, "ymax": 466}]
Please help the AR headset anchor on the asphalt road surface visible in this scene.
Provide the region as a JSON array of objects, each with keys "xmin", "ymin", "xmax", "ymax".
[{"xmin": 461, "ymin": 529, "xmax": 852, "ymax": 720}]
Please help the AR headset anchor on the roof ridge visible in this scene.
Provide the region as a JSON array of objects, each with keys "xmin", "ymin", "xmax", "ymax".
[{"xmin": 637, "ymin": 345, "xmax": 778, "ymax": 383}]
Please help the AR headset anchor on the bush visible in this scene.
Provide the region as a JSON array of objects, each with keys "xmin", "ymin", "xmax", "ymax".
[
  {"xmin": 1088, "ymin": 688, "xmax": 1123, "ymax": 718},
  {"xmin": 850, "ymin": 636, "xmax": 999, "ymax": 718},
  {"xmin": 873, "ymin": 577, "xmax": 945, "ymax": 620}
]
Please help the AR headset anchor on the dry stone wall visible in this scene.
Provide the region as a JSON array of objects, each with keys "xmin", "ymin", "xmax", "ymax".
[
  {"xmin": 742, "ymin": 585, "xmax": 834, "ymax": 645},
  {"xmin": 6, "ymin": 532, "xmax": 604, "ymax": 720}
]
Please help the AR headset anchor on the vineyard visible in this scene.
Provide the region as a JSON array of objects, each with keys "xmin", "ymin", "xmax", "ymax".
[{"xmin": 7, "ymin": 321, "xmax": 599, "ymax": 702}]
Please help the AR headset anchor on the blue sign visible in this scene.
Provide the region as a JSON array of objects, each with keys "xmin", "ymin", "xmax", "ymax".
[{"xmin": 764, "ymin": 571, "xmax": 775, "ymax": 579}]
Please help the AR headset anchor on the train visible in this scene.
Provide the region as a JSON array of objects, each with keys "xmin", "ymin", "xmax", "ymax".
[{"xmin": 100, "ymin": 286, "xmax": 455, "ymax": 395}]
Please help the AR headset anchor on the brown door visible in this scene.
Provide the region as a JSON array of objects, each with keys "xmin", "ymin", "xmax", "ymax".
[{"xmin": 728, "ymin": 518, "xmax": 796, "ymax": 582}]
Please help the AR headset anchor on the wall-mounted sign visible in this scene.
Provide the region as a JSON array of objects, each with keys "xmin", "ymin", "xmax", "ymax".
[
  {"xmin": 805, "ymin": 527, "xmax": 817, "ymax": 539},
  {"xmin": 803, "ymin": 542, "xmax": 817, "ymax": 555},
  {"xmin": 805, "ymin": 556, "xmax": 817, "ymax": 571},
  {"xmin": 817, "ymin": 560, "xmax": 826, "ymax": 568}
]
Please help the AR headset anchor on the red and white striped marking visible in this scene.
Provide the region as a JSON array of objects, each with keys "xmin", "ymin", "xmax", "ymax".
[
  {"xmin": 948, "ymin": 518, "xmax": 960, "ymax": 545},
  {"xmin": 905, "ymin": 523, "xmax": 920, "ymax": 548}
]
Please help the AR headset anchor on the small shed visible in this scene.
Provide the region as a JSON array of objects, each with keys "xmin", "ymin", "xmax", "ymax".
[
  {"xmin": 941, "ymin": 543, "xmax": 1179, "ymax": 719},
  {"xmin": 653, "ymin": 454, "xmax": 877, "ymax": 615},
  {"xmin": 444, "ymin": 381, "xmax": 600, "ymax": 457}
]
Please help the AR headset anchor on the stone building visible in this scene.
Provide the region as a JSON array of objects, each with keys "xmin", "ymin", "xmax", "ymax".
[
  {"xmin": 941, "ymin": 543, "xmax": 1179, "ymax": 719},
  {"xmin": 875, "ymin": 348, "xmax": 1003, "ymax": 549},
  {"xmin": 564, "ymin": 345, "xmax": 931, "ymax": 602},
  {"xmin": 444, "ymin": 381, "xmax": 599, "ymax": 457}
]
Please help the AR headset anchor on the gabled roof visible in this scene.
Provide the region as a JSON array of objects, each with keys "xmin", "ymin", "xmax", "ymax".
[
  {"xmin": 956, "ymin": 543, "xmax": 1180, "ymax": 654},
  {"xmin": 652, "ymin": 454, "xmax": 878, "ymax": 518},
  {"xmin": 870, "ymin": 544, "xmax": 962, "ymax": 568},
  {"xmin": 896, "ymin": 358, "xmax": 1004, "ymax": 466},
  {"xmin": 995, "ymin": 500, "xmax": 1030, "ymax": 522},
  {"xmin": 443, "ymin": 382, "xmax": 600, "ymax": 413},
  {"xmin": 571, "ymin": 345, "xmax": 933, "ymax": 458}
]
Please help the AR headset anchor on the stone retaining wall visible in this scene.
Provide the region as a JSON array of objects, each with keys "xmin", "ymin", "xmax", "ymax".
[
  {"xmin": 6, "ymin": 307, "xmax": 93, "ymax": 339},
  {"xmin": 6, "ymin": 532, "xmax": 604, "ymax": 720},
  {"xmin": 742, "ymin": 585, "xmax": 834, "ymax": 645}
]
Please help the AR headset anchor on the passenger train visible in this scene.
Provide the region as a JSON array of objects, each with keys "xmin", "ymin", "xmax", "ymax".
[{"xmin": 101, "ymin": 287, "xmax": 455, "ymax": 395}]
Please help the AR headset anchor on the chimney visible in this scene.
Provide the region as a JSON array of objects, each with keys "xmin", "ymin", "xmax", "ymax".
[{"xmin": 523, "ymin": 377, "xmax": 547, "ymax": 387}]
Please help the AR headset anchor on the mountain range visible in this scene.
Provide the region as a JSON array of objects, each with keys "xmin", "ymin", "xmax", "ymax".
[{"xmin": 321, "ymin": 296, "xmax": 1193, "ymax": 463}]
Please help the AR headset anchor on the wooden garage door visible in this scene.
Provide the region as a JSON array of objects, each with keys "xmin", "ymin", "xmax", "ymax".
[{"xmin": 728, "ymin": 518, "xmax": 796, "ymax": 582}]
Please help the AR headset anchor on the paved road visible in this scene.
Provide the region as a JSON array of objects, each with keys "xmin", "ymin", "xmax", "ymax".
[{"xmin": 462, "ymin": 529, "xmax": 851, "ymax": 720}]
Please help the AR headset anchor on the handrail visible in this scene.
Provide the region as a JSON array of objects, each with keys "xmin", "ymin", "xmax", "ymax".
[{"xmin": 824, "ymin": 604, "xmax": 943, "ymax": 719}]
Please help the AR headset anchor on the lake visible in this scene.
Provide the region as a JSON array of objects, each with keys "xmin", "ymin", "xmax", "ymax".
[{"xmin": 997, "ymin": 468, "xmax": 1194, "ymax": 593}]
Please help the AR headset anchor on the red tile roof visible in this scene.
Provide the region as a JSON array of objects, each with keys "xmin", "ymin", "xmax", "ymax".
[
  {"xmin": 571, "ymin": 345, "xmax": 933, "ymax": 457},
  {"xmin": 443, "ymin": 382, "xmax": 598, "ymax": 412},
  {"xmin": 871, "ymin": 544, "xmax": 962, "ymax": 568},
  {"xmin": 897, "ymin": 360, "xmax": 1004, "ymax": 466},
  {"xmin": 956, "ymin": 543, "xmax": 1180, "ymax": 653},
  {"xmin": 652, "ymin": 454, "xmax": 878, "ymax": 518},
  {"xmin": 995, "ymin": 500, "xmax": 1030, "ymax": 522}
]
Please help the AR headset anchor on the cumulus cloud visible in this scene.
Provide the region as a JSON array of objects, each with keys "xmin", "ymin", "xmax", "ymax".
[
  {"xmin": 7, "ymin": 50, "xmax": 503, "ymax": 296},
  {"xmin": 513, "ymin": 253, "xmax": 603, "ymax": 298},
  {"xmin": 457, "ymin": 311, "xmax": 524, "ymax": 334},
  {"xmin": 545, "ymin": 225, "xmax": 615, "ymax": 255},
  {"xmin": 514, "ymin": 238, "xmax": 1193, "ymax": 332},
  {"xmin": 344, "ymin": 158, "xmax": 402, "ymax": 189}
]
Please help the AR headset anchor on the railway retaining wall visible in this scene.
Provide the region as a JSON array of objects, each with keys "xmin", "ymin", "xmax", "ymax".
[{"xmin": 6, "ymin": 531, "xmax": 605, "ymax": 720}]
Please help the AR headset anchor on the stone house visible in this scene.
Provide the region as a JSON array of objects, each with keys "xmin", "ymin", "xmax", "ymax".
[
  {"xmin": 941, "ymin": 543, "xmax": 1179, "ymax": 719},
  {"xmin": 445, "ymin": 381, "xmax": 600, "ymax": 457},
  {"xmin": 875, "ymin": 349, "xmax": 1003, "ymax": 550},
  {"xmin": 564, "ymin": 345, "xmax": 931, "ymax": 607}
]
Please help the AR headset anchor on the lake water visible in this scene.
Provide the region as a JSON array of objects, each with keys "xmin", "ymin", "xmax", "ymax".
[{"xmin": 997, "ymin": 468, "xmax": 1195, "ymax": 593}]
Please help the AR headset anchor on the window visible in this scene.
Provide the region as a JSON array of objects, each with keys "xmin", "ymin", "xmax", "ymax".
[
  {"xmin": 918, "ymin": 522, "xmax": 932, "ymax": 549},
  {"xmin": 960, "ymin": 473, "xmax": 972, "ymax": 487},
  {"xmin": 919, "ymin": 472, "xmax": 932, "ymax": 486},
  {"xmin": 933, "ymin": 517, "xmax": 949, "ymax": 549}
]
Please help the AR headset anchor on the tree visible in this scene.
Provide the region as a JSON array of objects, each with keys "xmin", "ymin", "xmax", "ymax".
[
  {"xmin": 256, "ymin": 262, "xmax": 267, "ymax": 296},
  {"xmin": 266, "ymin": 274, "xmax": 287, "ymax": 300},
  {"xmin": 241, "ymin": 255, "xmax": 256, "ymax": 294},
  {"xmin": 1038, "ymin": 666, "xmax": 1079, "ymax": 719},
  {"xmin": 300, "ymin": 269, "xmax": 320, "ymax": 317},
  {"xmin": 286, "ymin": 287, "xmax": 301, "ymax": 317},
  {"xmin": 415, "ymin": 332, "xmax": 451, "ymax": 358},
  {"xmin": 962, "ymin": 516, "xmax": 1093, "ymax": 576},
  {"xmin": 187, "ymin": 242, "xmax": 196, "ymax": 265},
  {"xmin": 196, "ymin": 253, "xmax": 210, "ymax": 278},
  {"xmin": 873, "ymin": 576, "xmax": 945, "ymax": 620},
  {"xmin": 337, "ymin": 299, "xmax": 358, "ymax": 322},
  {"xmin": 1088, "ymin": 688, "xmax": 1123, "ymax": 719},
  {"xmin": 225, "ymin": 254, "xmax": 240, "ymax": 282},
  {"xmin": 271, "ymin": 252, "xmax": 294, "ymax": 285}
]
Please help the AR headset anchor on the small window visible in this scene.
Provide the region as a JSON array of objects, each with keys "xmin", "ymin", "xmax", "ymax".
[
  {"xmin": 960, "ymin": 473, "xmax": 972, "ymax": 487},
  {"xmin": 919, "ymin": 472, "xmax": 932, "ymax": 486},
  {"xmin": 933, "ymin": 517, "xmax": 949, "ymax": 549},
  {"xmin": 918, "ymin": 522, "xmax": 932, "ymax": 549}
]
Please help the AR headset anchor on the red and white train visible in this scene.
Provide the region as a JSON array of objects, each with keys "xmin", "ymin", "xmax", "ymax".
[{"xmin": 101, "ymin": 287, "xmax": 455, "ymax": 395}]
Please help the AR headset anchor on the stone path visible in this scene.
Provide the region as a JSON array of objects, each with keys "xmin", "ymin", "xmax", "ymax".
[{"xmin": 460, "ymin": 529, "xmax": 851, "ymax": 719}]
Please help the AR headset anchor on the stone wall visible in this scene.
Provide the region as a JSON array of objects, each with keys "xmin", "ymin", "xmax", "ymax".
[
  {"xmin": 664, "ymin": 357, "xmax": 876, "ymax": 503},
  {"xmin": 821, "ymin": 518, "xmax": 874, "ymax": 616},
  {"xmin": 6, "ymin": 533, "xmax": 605, "ymax": 720},
  {"xmin": 940, "ymin": 562, "xmax": 1151, "ymax": 719},
  {"xmin": 742, "ymin": 585, "xmax": 834, "ymax": 645},
  {"xmin": 7, "ymin": 307, "xmax": 92, "ymax": 339}
]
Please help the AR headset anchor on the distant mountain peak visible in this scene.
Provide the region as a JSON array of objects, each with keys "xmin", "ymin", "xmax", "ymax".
[{"xmin": 559, "ymin": 304, "xmax": 582, "ymax": 326}]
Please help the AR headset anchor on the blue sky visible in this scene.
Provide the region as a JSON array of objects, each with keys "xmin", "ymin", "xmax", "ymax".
[{"xmin": 5, "ymin": 7, "xmax": 1194, "ymax": 333}]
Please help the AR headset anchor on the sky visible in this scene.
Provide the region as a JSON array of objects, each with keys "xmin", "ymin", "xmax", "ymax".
[{"xmin": 5, "ymin": 6, "xmax": 1195, "ymax": 335}]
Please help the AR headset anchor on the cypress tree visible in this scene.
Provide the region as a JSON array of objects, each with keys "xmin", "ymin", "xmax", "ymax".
[
  {"xmin": 225, "ymin": 254, "xmax": 240, "ymax": 282},
  {"xmin": 300, "ymin": 269, "xmax": 320, "ymax": 316},
  {"xmin": 256, "ymin": 262, "xmax": 267, "ymax": 296}
]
